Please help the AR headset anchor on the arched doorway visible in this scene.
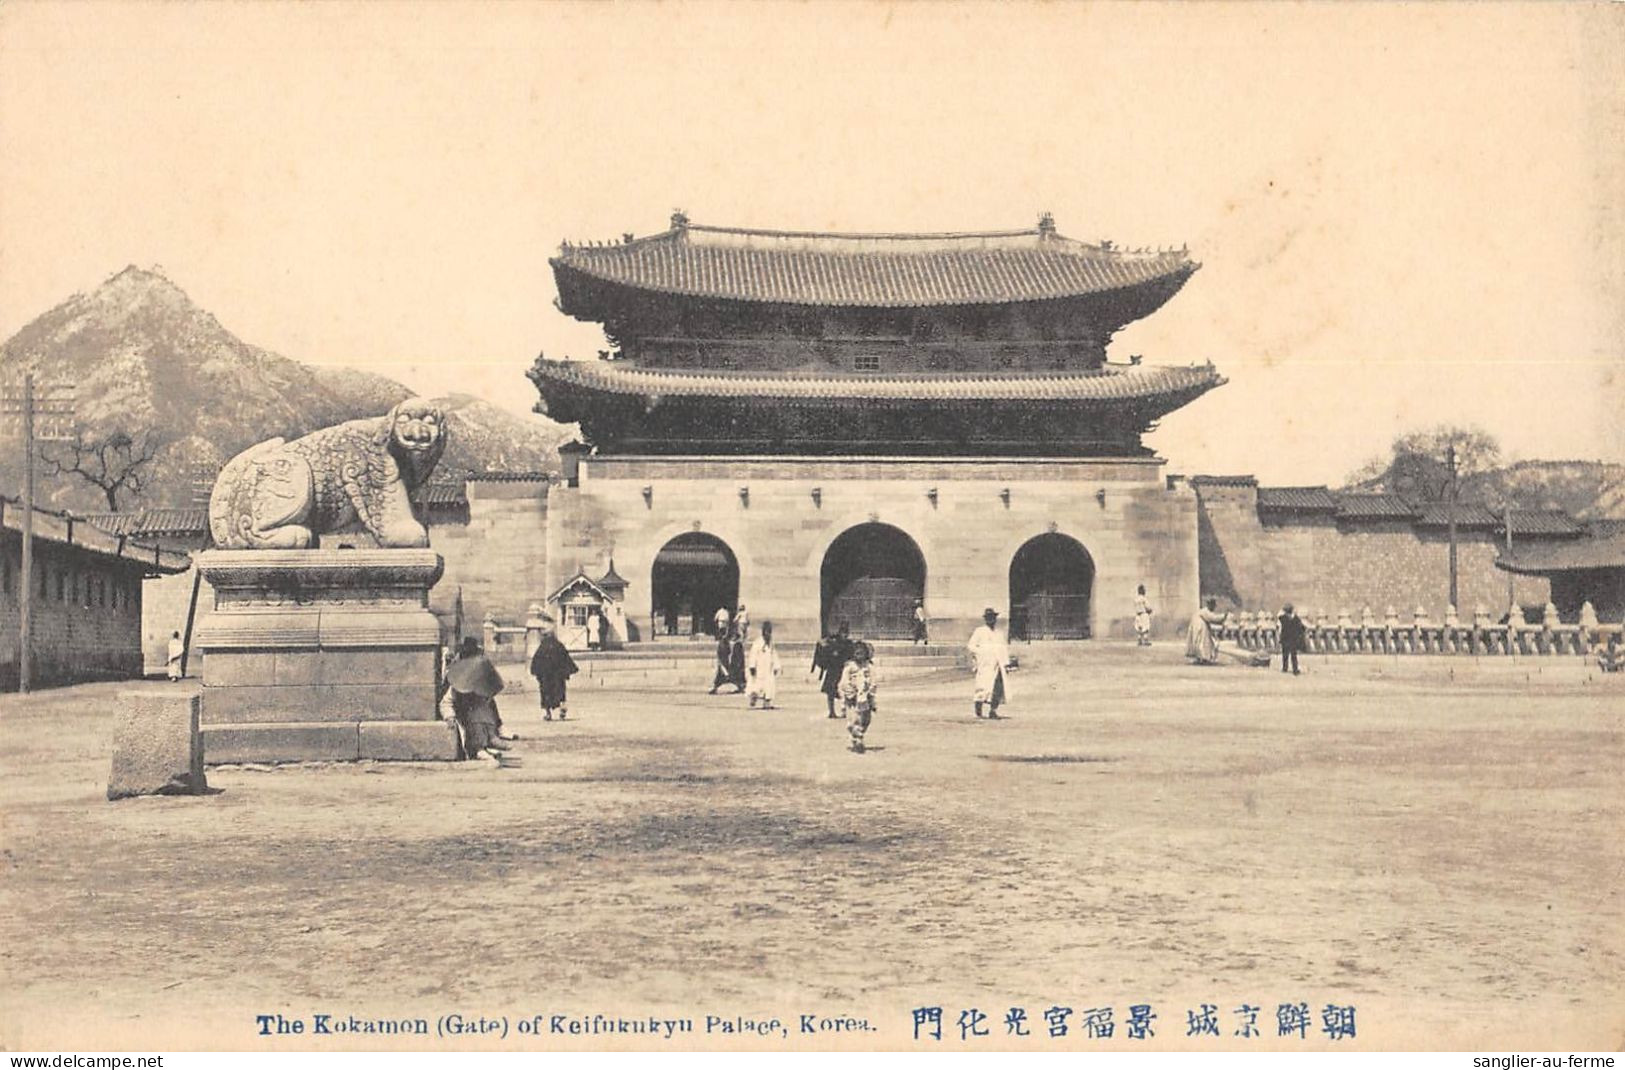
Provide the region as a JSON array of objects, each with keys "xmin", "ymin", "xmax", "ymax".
[
  {"xmin": 651, "ymin": 532, "xmax": 739, "ymax": 638},
  {"xmin": 821, "ymin": 523, "xmax": 925, "ymax": 639},
  {"xmin": 1008, "ymin": 533, "xmax": 1094, "ymax": 640}
]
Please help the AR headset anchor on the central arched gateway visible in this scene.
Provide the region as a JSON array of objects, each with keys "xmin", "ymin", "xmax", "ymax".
[
  {"xmin": 820, "ymin": 523, "xmax": 925, "ymax": 639},
  {"xmin": 651, "ymin": 532, "xmax": 739, "ymax": 637},
  {"xmin": 1009, "ymin": 533, "xmax": 1094, "ymax": 640}
]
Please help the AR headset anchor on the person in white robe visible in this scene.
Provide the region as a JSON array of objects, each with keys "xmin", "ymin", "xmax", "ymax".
[
  {"xmin": 746, "ymin": 621, "xmax": 782, "ymax": 709},
  {"xmin": 1185, "ymin": 598, "xmax": 1225, "ymax": 665},
  {"xmin": 965, "ymin": 607, "xmax": 1011, "ymax": 719},
  {"xmin": 166, "ymin": 631, "xmax": 185, "ymax": 681},
  {"xmin": 1133, "ymin": 585, "xmax": 1154, "ymax": 646}
]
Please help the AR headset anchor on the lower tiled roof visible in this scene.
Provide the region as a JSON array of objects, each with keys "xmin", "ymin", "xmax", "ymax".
[
  {"xmin": 530, "ymin": 359, "xmax": 1224, "ymax": 402},
  {"xmin": 1414, "ymin": 503, "xmax": 1502, "ymax": 529},
  {"xmin": 81, "ymin": 509, "xmax": 209, "ymax": 537},
  {"xmin": 0, "ymin": 499, "xmax": 192, "ymax": 572},
  {"xmin": 1189, "ymin": 474, "xmax": 1258, "ymax": 487},
  {"xmin": 414, "ymin": 483, "xmax": 469, "ymax": 506},
  {"xmin": 1257, "ymin": 486, "xmax": 1340, "ymax": 512},
  {"xmin": 1504, "ymin": 510, "xmax": 1584, "ymax": 537},
  {"xmin": 1335, "ymin": 493, "xmax": 1418, "ymax": 519}
]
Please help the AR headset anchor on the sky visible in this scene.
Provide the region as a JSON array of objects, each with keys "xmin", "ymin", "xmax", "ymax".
[{"xmin": 2, "ymin": 1, "xmax": 1621, "ymax": 485}]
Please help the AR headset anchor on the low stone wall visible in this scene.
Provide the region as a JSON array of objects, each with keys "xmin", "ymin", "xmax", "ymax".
[{"xmin": 1217, "ymin": 603, "xmax": 1622, "ymax": 657}]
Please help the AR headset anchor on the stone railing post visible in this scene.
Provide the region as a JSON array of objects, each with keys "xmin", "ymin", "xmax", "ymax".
[
  {"xmin": 1578, "ymin": 601, "xmax": 1599, "ymax": 654},
  {"xmin": 1507, "ymin": 605, "xmax": 1528, "ymax": 656},
  {"xmin": 1444, "ymin": 605, "xmax": 1461, "ymax": 654},
  {"xmin": 482, "ymin": 611, "xmax": 497, "ymax": 655}
]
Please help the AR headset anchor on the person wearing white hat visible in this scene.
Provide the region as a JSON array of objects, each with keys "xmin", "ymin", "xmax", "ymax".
[{"xmin": 966, "ymin": 607, "xmax": 1011, "ymax": 719}]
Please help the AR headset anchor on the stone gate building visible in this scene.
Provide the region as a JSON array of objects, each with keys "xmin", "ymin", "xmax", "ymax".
[{"xmin": 529, "ymin": 213, "xmax": 1223, "ymax": 642}]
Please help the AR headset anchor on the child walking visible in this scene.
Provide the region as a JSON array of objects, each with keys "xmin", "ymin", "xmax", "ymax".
[{"xmin": 839, "ymin": 641, "xmax": 879, "ymax": 753}]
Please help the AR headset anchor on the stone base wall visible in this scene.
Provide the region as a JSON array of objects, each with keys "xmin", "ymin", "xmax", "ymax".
[
  {"xmin": 428, "ymin": 479, "xmax": 550, "ymax": 641},
  {"xmin": 542, "ymin": 455, "xmax": 1199, "ymax": 646}
]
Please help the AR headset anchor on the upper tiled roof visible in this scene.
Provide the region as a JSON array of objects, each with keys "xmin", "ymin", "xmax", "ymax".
[
  {"xmin": 1257, "ymin": 486, "xmax": 1340, "ymax": 512},
  {"xmin": 530, "ymin": 359, "xmax": 1224, "ymax": 403},
  {"xmin": 552, "ymin": 217, "xmax": 1198, "ymax": 310}
]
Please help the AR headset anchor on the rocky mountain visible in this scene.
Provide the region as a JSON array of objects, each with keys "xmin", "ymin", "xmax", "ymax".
[{"xmin": 0, "ymin": 266, "xmax": 576, "ymax": 511}]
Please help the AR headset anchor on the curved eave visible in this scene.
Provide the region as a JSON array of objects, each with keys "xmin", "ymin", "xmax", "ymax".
[
  {"xmin": 550, "ymin": 256, "xmax": 1198, "ymax": 320},
  {"xmin": 528, "ymin": 359, "xmax": 1224, "ymax": 409}
]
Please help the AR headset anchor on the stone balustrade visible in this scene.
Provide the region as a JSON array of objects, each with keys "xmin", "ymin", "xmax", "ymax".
[{"xmin": 1216, "ymin": 602, "xmax": 1622, "ymax": 658}]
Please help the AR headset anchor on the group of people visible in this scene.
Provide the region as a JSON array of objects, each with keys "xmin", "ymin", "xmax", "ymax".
[
  {"xmin": 708, "ymin": 605, "xmax": 785, "ymax": 710},
  {"xmin": 443, "ymin": 600, "xmax": 1023, "ymax": 762},
  {"xmin": 806, "ymin": 606, "xmax": 1013, "ymax": 753},
  {"xmin": 811, "ymin": 624, "xmax": 880, "ymax": 752},
  {"xmin": 440, "ymin": 613, "xmax": 581, "ymax": 760},
  {"xmin": 1184, "ymin": 597, "xmax": 1306, "ymax": 674}
]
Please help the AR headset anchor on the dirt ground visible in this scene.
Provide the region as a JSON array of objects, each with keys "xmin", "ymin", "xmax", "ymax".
[{"xmin": 1, "ymin": 644, "xmax": 1621, "ymax": 1051}]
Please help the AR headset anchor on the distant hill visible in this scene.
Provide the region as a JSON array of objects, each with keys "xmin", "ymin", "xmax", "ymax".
[
  {"xmin": 1345, "ymin": 457, "xmax": 1625, "ymax": 521},
  {"xmin": 1465, "ymin": 460, "xmax": 1625, "ymax": 521},
  {"xmin": 0, "ymin": 266, "xmax": 576, "ymax": 511}
]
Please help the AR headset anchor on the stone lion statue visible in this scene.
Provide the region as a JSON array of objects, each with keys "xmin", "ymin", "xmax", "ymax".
[{"xmin": 208, "ymin": 399, "xmax": 447, "ymax": 550}]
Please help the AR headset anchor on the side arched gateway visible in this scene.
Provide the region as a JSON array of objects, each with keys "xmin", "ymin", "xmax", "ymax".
[
  {"xmin": 651, "ymin": 532, "xmax": 739, "ymax": 637},
  {"xmin": 820, "ymin": 523, "xmax": 925, "ymax": 640},
  {"xmin": 1009, "ymin": 533, "xmax": 1094, "ymax": 640}
]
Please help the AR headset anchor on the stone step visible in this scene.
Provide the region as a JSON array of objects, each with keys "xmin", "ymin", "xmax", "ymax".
[{"xmin": 202, "ymin": 719, "xmax": 460, "ymax": 765}]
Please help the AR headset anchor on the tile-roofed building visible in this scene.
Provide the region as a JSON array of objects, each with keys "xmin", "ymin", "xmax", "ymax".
[
  {"xmin": 526, "ymin": 210, "xmax": 1221, "ymax": 642},
  {"xmin": 535, "ymin": 213, "xmax": 1224, "ymax": 458},
  {"xmin": 1496, "ymin": 522, "xmax": 1625, "ymax": 620},
  {"xmin": 3, "ymin": 497, "xmax": 191, "ymax": 689}
]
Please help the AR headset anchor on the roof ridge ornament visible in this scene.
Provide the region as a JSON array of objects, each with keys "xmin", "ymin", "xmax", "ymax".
[
  {"xmin": 671, "ymin": 209, "xmax": 690, "ymax": 232},
  {"xmin": 1037, "ymin": 211, "xmax": 1056, "ymax": 236}
]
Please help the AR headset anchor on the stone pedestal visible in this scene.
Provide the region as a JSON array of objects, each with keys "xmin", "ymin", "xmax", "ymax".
[{"xmin": 193, "ymin": 549, "xmax": 459, "ymax": 764}]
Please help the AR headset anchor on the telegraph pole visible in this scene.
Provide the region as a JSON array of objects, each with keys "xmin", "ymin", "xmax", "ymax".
[
  {"xmin": 1504, "ymin": 503, "xmax": 1516, "ymax": 612},
  {"xmin": 1446, "ymin": 442, "xmax": 1459, "ymax": 611},
  {"xmin": 2, "ymin": 375, "xmax": 76, "ymax": 693},
  {"xmin": 20, "ymin": 374, "xmax": 35, "ymax": 693}
]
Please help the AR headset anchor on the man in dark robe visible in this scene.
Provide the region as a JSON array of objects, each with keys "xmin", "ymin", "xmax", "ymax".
[
  {"xmin": 1278, "ymin": 603, "xmax": 1307, "ymax": 676},
  {"xmin": 447, "ymin": 637, "xmax": 508, "ymax": 759},
  {"xmin": 812, "ymin": 622, "xmax": 853, "ymax": 718},
  {"xmin": 529, "ymin": 615, "xmax": 579, "ymax": 720},
  {"xmin": 727, "ymin": 627, "xmax": 748, "ymax": 692}
]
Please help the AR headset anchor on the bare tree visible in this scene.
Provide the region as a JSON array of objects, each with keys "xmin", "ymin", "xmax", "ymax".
[
  {"xmin": 1344, "ymin": 425, "xmax": 1502, "ymax": 502},
  {"xmin": 40, "ymin": 428, "xmax": 159, "ymax": 511}
]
